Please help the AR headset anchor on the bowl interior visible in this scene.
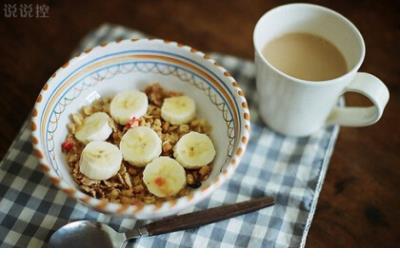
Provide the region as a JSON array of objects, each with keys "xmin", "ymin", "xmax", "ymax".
[{"xmin": 33, "ymin": 39, "xmax": 247, "ymax": 218}]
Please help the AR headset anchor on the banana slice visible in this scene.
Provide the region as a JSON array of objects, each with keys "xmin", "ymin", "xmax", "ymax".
[
  {"xmin": 143, "ymin": 156, "xmax": 186, "ymax": 198},
  {"xmin": 161, "ymin": 95, "xmax": 196, "ymax": 124},
  {"xmin": 79, "ymin": 141, "xmax": 122, "ymax": 181},
  {"xmin": 75, "ymin": 112, "xmax": 113, "ymax": 144},
  {"xmin": 174, "ymin": 131, "xmax": 216, "ymax": 169},
  {"xmin": 120, "ymin": 126, "xmax": 162, "ymax": 167},
  {"xmin": 109, "ymin": 90, "xmax": 148, "ymax": 125}
]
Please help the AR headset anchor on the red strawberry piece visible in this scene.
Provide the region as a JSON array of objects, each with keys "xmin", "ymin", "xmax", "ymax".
[
  {"xmin": 125, "ymin": 117, "xmax": 139, "ymax": 129},
  {"xmin": 62, "ymin": 138, "xmax": 74, "ymax": 152}
]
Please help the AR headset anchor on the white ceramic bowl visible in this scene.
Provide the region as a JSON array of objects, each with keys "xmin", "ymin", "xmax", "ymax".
[{"xmin": 31, "ymin": 38, "xmax": 250, "ymax": 219}]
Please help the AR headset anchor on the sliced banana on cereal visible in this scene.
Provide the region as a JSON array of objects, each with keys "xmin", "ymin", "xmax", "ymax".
[
  {"xmin": 109, "ymin": 90, "xmax": 148, "ymax": 125},
  {"xmin": 161, "ymin": 95, "xmax": 196, "ymax": 124},
  {"xmin": 74, "ymin": 112, "xmax": 113, "ymax": 144},
  {"xmin": 79, "ymin": 141, "xmax": 122, "ymax": 181},
  {"xmin": 120, "ymin": 126, "xmax": 162, "ymax": 167},
  {"xmin": 143, "ymin": 156, "xmax": 186, "ymax": 198},
  {"xmin": 174, "ymin": 131, "xmax": 216, "ymax": 169}
]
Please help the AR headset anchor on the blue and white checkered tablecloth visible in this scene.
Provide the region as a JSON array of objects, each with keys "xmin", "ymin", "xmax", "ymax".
[{"xmin": 0, "ymin": 24, "xmax": 340, "ymax": 248}]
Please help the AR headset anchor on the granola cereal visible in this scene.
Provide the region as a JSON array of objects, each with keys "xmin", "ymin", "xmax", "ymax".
[{"xmin": 62, "ymin": 84, "xmax": 214, "ymax": 204}]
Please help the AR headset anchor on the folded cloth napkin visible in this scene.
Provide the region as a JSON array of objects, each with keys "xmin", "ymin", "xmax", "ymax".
[{"xmin": 0, "ymin": 24, "xmax": 340, "ymax": 247}]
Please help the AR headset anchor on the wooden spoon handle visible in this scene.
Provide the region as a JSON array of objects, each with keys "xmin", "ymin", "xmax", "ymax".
[{"xmin": 144, "ymin": 196, "xmax": 275, "ymax": 236}]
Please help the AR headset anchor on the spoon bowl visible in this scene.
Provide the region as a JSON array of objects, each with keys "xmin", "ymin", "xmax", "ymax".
[{"xmin": 48, "ymin": 221, "xmax": 126, "ymax": 248}]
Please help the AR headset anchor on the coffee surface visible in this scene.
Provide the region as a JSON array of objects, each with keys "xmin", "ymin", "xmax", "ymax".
[{"xmin": 262, "ymin": 33, "xmax": 348, "ymax": 81}]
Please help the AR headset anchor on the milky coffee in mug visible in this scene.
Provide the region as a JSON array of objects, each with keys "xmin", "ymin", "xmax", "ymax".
[
  {"xmin": 253, "ymin": 4, "xmax": 389, "ymax": 136},
  {"xmin": 262, "ymin": 32, "xmax": 348, "ymax": 81}
]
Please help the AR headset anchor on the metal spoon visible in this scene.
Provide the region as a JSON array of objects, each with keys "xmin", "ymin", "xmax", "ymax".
[{"xmin": 48, "ymin": 196, "xmax": 274, "ymax": 247}]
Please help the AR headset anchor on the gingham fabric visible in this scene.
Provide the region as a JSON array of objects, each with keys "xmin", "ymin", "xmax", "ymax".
[{"xmin": 0, "ymin": 24, "xmax": 340, "ymax": 248}]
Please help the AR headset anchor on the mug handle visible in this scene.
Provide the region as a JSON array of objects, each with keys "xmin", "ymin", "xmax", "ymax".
[{"xmin": 326, "ymin": 72, "xmax": 389, "ymax": 126}]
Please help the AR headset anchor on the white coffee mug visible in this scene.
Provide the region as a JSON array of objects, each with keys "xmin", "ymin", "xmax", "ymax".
[{"xmin": 253, "ymin": 3, "xmax": 389, "ymax": 136}]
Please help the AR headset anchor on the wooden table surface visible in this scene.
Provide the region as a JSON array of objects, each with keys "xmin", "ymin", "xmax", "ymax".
[{"xmin": 1, "ymin": 0, "xmax": 399, "ymax": 247}]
